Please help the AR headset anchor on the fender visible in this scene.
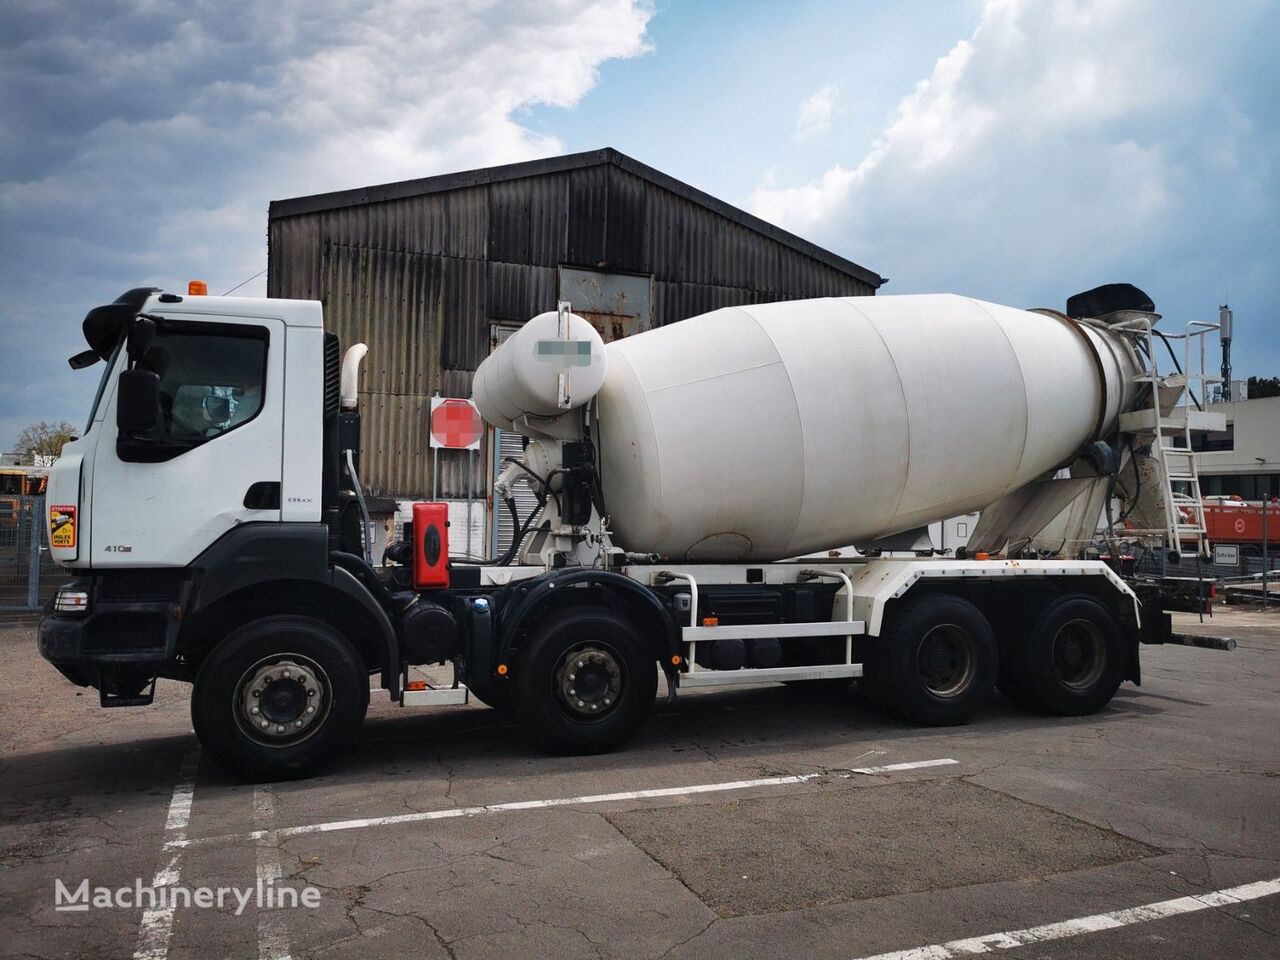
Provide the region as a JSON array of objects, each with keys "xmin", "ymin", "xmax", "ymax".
[
  {"xmin": 494, "ymin": 568, "xmax": 681, "ymax": 677},
  {"xmin": 330, "ymin": 565, "xmax": 401, "ymax": 693},
  {"xmin": 184, "ymin": 522, "xmax": 399, "ymax": 691}
]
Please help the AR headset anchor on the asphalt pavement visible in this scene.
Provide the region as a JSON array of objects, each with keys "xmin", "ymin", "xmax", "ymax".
[{"xmin": 1, "ymin": 606, "xmax": 1277, "ymax": 959}]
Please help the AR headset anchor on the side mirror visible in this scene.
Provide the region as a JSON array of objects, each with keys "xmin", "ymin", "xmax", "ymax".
[
  {"xmin": 68, "ymin": 349, "xmax": 101, "ymax": 370},
  {"xmin": 117, "ymin": 369, "xmax": 160, "ymax": 433}
]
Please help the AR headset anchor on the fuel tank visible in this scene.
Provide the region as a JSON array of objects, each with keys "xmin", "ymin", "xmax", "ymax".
[{"xmin": 593, "ymin": 294, "xmax": 1138, "ymax": 561}]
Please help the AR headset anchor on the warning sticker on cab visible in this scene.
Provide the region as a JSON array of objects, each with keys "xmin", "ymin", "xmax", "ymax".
[{"xmin": 50, "ymin": 505, "xmax": 76, "ymax": 549}]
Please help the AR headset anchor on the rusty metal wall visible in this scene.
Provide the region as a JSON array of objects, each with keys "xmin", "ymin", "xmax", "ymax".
[{"xmin": 268, "ymin": 160, "xmax": 878, "ymax": 499}]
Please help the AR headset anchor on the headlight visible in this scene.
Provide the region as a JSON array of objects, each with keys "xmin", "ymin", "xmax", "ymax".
[{"xmin": 54, "ymin": 589, "xmax": 89, "ymax": 614}]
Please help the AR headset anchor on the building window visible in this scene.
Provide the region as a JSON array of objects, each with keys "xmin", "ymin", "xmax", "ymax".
[
  {"xmin": 1202, "ymin": 473, "xmax": 1279, "ymax": 500},
  {"xmin": 1191, "ymin": 423, "xmax": 1234, "ymax": 453}
]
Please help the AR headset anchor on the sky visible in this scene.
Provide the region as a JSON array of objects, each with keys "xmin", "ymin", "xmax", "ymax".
[{"xmin": 2, "ymin": 0, "xmax": 1277, "ymax": 450}]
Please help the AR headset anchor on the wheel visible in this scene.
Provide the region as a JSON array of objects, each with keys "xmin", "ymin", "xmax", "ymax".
[
  {"xmin": 515, "ymin": 606, "xmax": 657, "ymax": 755},
  {"xmin": 192, "ymin": 615, "xmax": 369, "ymax": 781},
  {"xmin": 1004, "ymin": 595, "xmax": 1125, "ymax": 715},
  {"xmin": 866, "ymin": 594, "xmax": 997, "ymax": 725}
]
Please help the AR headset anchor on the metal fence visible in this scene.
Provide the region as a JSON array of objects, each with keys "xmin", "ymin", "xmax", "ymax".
[
  {"xmin": 0, "ymin": 495, "xmax": 63, "ymax": 611},
  {"xmin": 1129, "ymin": 547, "xmax": 1280, "ymax": 588}
]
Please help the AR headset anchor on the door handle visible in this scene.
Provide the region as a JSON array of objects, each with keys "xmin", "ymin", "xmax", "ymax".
[{"xmin": 243, "ymin": 482, "xmax": 281, "ymax": 510}]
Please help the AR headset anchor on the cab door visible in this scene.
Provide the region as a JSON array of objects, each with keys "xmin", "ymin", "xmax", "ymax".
[{"xmin": 92, "ymin": 314, "xmax": 285, "ymax": 567}]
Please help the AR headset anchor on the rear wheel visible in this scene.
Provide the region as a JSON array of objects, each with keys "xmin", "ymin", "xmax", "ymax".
[
  {"xmin": 867, "ymin": 594, "xmax": 997, "ymax": 725},
  {"xmin": 1003, "ymin": 595, "xmax": 1125, "ymax": 715},
  {"xmin": 192, "ymin": 616, "xmax": 369, "ymax": 781},
  {"xmin": 516, "ymin": 607, "xmax": 656, "ymax": 754}
]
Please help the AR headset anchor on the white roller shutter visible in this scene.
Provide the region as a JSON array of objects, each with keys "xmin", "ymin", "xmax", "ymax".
[
  {"xmin": 491, "ymin": 428, "xmax": 543, "ymax": 557},
  {"xmin": 488, "ymin": 326, "xmax": 543, "ymax": 557}
]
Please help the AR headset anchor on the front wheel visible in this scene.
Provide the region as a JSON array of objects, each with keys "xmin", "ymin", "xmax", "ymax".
[
  {"xmin": 516, "ymin": 607, "xmax": 657, "ymax": 754},
  {"xmin": 192, "ymin": 616, "xmax": 369, "ymax": 781},
  {"xmin": 866, "ymin": 594, "xmax": 997, "ymax": 725}
]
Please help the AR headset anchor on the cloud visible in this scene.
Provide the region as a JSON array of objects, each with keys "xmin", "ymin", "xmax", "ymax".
[
  {"xmin": 750, "ymin": 0, "xmax": 1279, "ymax": 328},
  {"xmin": 794, "ymin": 84, "xmax": 837, "ymax": 141},
  {"xmin": 0, "ymin": 0, "xmax": 652, "ymax": 447}
]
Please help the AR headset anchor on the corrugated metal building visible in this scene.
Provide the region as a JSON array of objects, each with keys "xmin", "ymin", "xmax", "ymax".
[{"xmin": 267, "ymin": 148, "xmax": 884, "ymax": 541}]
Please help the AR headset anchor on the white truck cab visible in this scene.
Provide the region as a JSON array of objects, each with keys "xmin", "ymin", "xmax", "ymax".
[{"xmin": 47, "ymin": 289, "xmax": 325, "ymax": 569}]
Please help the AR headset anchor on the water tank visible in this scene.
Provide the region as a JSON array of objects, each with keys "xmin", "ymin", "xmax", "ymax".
[
  {"xmin": 595, "ymin": 294, "xmax": 1137, "ymax": 561},
  {"xmin": 472, "ymin": 309, "xmax": 607, "ymax": 429}
]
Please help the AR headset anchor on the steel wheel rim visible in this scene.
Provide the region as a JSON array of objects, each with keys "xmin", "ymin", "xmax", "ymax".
[
  {"xmin": 553, "ymin": 641, "xmax": 625, "ymax": 722},
  {"xmin": 917, "ymin": 623, "xmax": 977, "ymax": 698},
  {"xmin": 1052, "ymin": 619, "xmax": 1106, "ymax": 690},
  {"xmin": 233, "ymin": 653, "xmax": 332, "ymax": 747}
]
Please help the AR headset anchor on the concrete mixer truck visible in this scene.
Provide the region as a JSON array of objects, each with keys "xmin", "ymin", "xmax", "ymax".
[{"xmin": 39, "ymin": 282, "xmax": 1214, "ymax": 779}]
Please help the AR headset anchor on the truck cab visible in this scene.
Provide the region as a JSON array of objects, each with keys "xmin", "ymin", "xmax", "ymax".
[{"xmin": 39, "ymin": 288, "xmax": 400, "ymax": 743}]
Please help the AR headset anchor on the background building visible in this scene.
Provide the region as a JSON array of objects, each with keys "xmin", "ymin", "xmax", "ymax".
[
  {"xmin": 1193, "ymin": 395, "xmax": 1280, "ymax": 500},
  {"xmin": 268, "ymin": 148, "xmax": 884, "ymax": 553}
]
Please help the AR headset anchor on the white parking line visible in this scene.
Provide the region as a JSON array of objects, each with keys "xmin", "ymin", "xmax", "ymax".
[
  {"xmin": 254, "ymin": 785, "xmax": 292, "ymax": 960},
  {"xmin": 172, "ymin": 758, "xmax": 957, "ymax": 850},
  {"xmin": 133, "ymin": 747, "xmax": 200, "ymax": 960},
  {"xmin": 855, "ymin": 876, "xmax": 1280, "ymax": 960}
]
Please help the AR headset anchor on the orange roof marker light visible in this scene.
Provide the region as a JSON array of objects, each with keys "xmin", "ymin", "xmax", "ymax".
[{"xmin": 188, "ymin": 280, "xmax": 208, "ymax": 295}]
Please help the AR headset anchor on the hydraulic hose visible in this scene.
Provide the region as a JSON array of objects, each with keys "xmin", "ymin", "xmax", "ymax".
[
  {"xmin": 452, "ymin": 494, "xmax": 543, "ymax": 566},
  {"xmin": 1152, "ymin": 329, "xmax": 1203, "ymax": 411},
  {"xmin": 344, "ymin": 448, "xmax": 373, "ymax": 565}
]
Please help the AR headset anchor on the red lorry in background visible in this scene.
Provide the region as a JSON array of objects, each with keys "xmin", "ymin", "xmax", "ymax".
[{"xmin": 1199, "ymin": 496, "xmax": 1276, "ymax": 558}]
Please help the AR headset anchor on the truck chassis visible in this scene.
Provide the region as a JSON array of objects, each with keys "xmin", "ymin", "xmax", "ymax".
[{"xmin": 43, "ymin": 539, "xmax": 1157, "ymax": 780}]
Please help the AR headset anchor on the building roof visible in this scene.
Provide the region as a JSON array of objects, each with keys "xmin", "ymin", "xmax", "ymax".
[{"xmin": 268, "ymin": 148, "xmax": 884, "ymax": 289}]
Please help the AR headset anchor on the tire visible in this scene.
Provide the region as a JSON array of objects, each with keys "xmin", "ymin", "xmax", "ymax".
[
  {"xmin": 191, "ymin": 615, "xmax": 369, "ymax": 781},
  {"xmin": 866, "ymin": 594, "xmax": 997, "ymax": 726},
  {"xmin": 515, "ymin": 606, "xmax": 657, "ymax": 755},
  {"xmin": 1004, "ymin": 595, "xmax": 1125, "ymax": 716},
  {"xmin": 995, "ymin": 662, "xmax": 1041, "ymax": 710}
]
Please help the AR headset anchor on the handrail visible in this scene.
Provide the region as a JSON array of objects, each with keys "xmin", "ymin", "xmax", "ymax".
[
  {"xmin": 799, "ymin": 568, "xmax": 856, "ymax": 664},
  {"xmin": 654, "ymin": 570, "xmax": 699, "ymax": 672}
]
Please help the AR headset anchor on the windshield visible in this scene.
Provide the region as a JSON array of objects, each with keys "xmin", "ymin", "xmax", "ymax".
[{"xmin": 83, "ymin": 333, "xmax": 125, "ymax": 434}]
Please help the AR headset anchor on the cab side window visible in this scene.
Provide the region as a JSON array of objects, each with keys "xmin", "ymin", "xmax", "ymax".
[{"xmin": 130, "ymin": 325, "xmax": 268, "ymax": 451}]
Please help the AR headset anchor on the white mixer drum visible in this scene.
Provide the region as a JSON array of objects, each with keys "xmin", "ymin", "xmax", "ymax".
[{"xmin": 595, "ymin": 294, "xmax": 1135, "ymax": 561}]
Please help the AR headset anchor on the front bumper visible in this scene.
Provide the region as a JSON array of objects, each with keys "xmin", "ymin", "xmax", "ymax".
[{"xmin": 39, "ymin": 576, "xmax": 188, "ymax": 684}]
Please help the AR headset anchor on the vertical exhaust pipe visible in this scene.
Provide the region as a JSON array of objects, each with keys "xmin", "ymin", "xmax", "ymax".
[{"xmin": 340, "ymin": 343, "xmax": 368, "ymax": 410}]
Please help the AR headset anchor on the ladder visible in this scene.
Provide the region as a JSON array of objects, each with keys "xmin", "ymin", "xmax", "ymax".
[
  {"xmin": 1151, "ymin": 380, "xmax": 1209, "ymax": 558},
  {"xmin": 1104, "ymin": 316, "xmax": 1222, "ymax": 559}
]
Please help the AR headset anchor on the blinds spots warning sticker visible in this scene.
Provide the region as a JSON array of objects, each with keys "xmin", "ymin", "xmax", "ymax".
[{"xmin": 50, "ymin": 505, "xmax": 76, "ymax": 549}]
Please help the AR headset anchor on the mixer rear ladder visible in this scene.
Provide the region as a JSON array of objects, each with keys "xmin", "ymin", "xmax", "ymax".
[
  {"xmin": 1106, "ymin": 316, "xmax": 1222, "ymax": 558},
  {"xmin": 1154, "ymin": 397, "xmax": 1209, "ymax": 558}
]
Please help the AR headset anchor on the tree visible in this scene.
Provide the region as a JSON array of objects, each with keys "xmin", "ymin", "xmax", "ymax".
[
  {"xmin": 14, "ymin": 420, "xmax": 78, "ymax": 463},
  {"xmin": 1246, "ymin": 376, "xmax": 1280, "ymax": 400}
]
